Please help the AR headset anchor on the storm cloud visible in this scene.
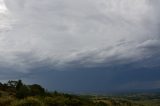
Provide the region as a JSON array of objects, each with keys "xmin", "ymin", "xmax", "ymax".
[{"xmin": 0, "ymin": 0, "xmax": 160, "ymax": 91}]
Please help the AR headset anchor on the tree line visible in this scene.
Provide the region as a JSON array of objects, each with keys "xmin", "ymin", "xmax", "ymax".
[{"xmin": 0, "ymin": 80, "xmax": 45, "ymax": 98}]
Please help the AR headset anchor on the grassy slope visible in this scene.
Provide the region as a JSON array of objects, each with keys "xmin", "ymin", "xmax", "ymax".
[
  {"xmin": 0, "ymin": 80, "xmax": 160, "ymax": 106},
  {"xmin": 0, "ymin": 90, "xmax": 160, "ymax": 106}
]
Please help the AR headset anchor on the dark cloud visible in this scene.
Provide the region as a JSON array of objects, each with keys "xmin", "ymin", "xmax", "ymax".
[{"xmin": 0, "ymin": 0, "xmax": 159, "ymax": 92}]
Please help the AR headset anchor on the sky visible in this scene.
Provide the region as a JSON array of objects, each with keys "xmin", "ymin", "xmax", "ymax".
[{"xmin": 0, "ymin": 0, "xmax": 160, "ymax": 93}]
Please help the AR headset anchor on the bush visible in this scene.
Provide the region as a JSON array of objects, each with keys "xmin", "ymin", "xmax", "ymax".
[
  {"xmin": 65, "ymin": 98, "xmax": 82, "ymax": 106},
  {"xmin": 11, "ymin": 97, "xmax": 44, "ymax": 106},
  {"xmin": 16, "ymin": 85, "xmax": 30, "ymax": 99},
  {"xmin": 29, "ymin": 84, "xmax": 45, "ymax": 96},
  {"xmin": 95, "ymin": 101, "xmax": 109, "ymax": 106},
  {"xmin": 0, "ymin": 96, "xmax": 15, "ymax": 106},
  {"xmin": 44, "ymin": 96, "xmax": 67, "ymax": 106}
]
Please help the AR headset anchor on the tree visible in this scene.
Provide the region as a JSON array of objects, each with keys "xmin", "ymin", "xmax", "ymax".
[
  {"xmin": 16, "ymin": 80, "xmax": 23, "ymax": 90},
  {"xmin": 29, "ymin": 84, "xmax": 45, "ymax": 96},
  {"xmin": 16, "ymin": 85, "xmax": 30, "ymax": 99},
  {"xmin": 7, "ymin": 80, "xmax": 18, "ymax": 88}
]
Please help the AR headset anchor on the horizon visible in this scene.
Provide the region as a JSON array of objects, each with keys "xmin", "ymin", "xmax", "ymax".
[{"xmin": 0, "ymin": 0, "xmax": 160, "ymax": 93}]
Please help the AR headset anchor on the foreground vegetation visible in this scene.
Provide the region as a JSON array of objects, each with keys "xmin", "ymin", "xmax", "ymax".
[{"xmin": 0, "ymin": 80, "xmax": 159, "ymax": 106}]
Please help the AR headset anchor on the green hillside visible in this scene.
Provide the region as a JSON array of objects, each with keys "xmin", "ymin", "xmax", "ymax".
[{"xmin": 0, "ymin": 80, "xmax": 159, "ymax": 106}]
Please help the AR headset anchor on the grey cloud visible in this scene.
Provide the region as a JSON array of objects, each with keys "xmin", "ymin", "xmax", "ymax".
[
  {"xmin": 57, "ymin": 39, "xmax": 160, "ymax": 70},
  {"xmin": 0, "ymin": 0, "xmax": 159, "ymax": 75}
]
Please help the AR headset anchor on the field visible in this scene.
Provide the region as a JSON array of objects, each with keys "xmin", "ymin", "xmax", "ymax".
[{"xmin": 91, "ymin": 93, "xmax": 160, "ymax": 106}]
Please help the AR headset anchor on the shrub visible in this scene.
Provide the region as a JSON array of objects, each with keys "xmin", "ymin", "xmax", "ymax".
[
  {"xmin": 16, "ymin": 85, "xmax": 30, "ymax": 99},
  {"xmin": 65, "ymin": 98, "xmax": 82, "ymax": 106},
  {"xmin": 0, "ymin": 96, "xmax": 15, "ymax": 106},
  {"xmin": 29, "ymin": 84, "xmax": 45, "ymax": 96},
  {"xmin": 95, "ymin": 101, "xmax": 109, "ymax": 106},
  {"xmin": 11, "ymin": 97, "xmax": 44, "ymax": 106},
  {"xmin": 44, "ymin": 96, "xmax": 67, "ymax": 106}
]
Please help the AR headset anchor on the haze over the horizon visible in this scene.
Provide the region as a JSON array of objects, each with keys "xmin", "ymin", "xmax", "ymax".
[{"xmin": 0, "ymin": 0, "xmax": 160, "ymax": 93}]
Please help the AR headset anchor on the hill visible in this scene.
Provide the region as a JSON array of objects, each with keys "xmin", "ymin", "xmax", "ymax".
[{"xmin": 0, "ymin": 80, "xmax": 159, "ymax": 106}]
